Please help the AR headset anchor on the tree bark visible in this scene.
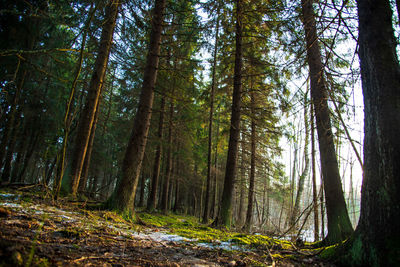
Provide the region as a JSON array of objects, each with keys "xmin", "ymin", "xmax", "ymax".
[
  {"xmin": 215, "ymin": 0, "xmax": 243, "ymax": 228},
  {"xmin": 69, "ymin": 0, "xmax": 120, "ymax": 196},
  {"xmin": 300, "ymin": 0, "xmax": 353, "ymax": 244},
  {"xmin": 109, "ymin": 0, "xmax": 166, "ymax": 215},
  {"xmin": 147, "ymin": 96, "xmax": 165, "ymax": 211},
  {"xmin": 341, "ymin": 0, "xmax": 400, "ymax": 265}
]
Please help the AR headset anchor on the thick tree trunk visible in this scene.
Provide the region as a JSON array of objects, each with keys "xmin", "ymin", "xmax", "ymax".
[
  {"xmin": 341, "ymin": 1, "xmax": 400, "ymax": 265},
  {"xmin": 147, "ymin": 96, "xmax": 165, "ymax": 211},
  {"xmin": 215, "ymin": 0, "xmax": 243, "ymax": 228},
  {"xmin": 203, "ymin": 7, "xmax": 220, "ymax": 224},
  {"xmin": 300, "ymin": 0, "xmax": 353, "ymax": 244},
  {"xmin": 69, "ymin": 0, "xmax": 120, "ymax": 196},
  {"xmin": 109, "ymin": 0, "xmax": 166, "ymax": 215}
]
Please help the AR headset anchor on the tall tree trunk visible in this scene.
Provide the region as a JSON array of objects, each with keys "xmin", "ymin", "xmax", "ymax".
[
  {"xmin": 290, "ymin": 93, "xmax": 310, "ymax": 227},
  {"xmin": 203, "ymin": 6, "xmax": 220, "ymax": 224},
  {"xmin": 18, "ymin": 129, "xmax": 39, "ymax": 183},
  {"xmin": 78, "ymin": 84, "xmax": 104, "ymax": 195},
  {"xmin": 1, "ymin": 107, "xmax": 22, "ymax": 182},
  {"xmin": 109, "ymin": 0, "xmax": 166, "ymax": 215},
  {"xmin": 311, "ymin": 102, "xmax": 319, "ymax": 241},
  {"xmin": 215, "ymin": 0, "xmax": 243, "ymax": 228},
  {"xmin": 0, "ymin": 69, "xmax": 25, "ymax": 174},
  {"xmin": 147, "ymin": 96, "xmax": 165, "ymax": 211},
  {"xmin": 301, "ymin": 0, "xmax": 353, "ymax": 244},
  {"xmin": 237, "ymin": 141, "xmax": 245, "ymax": 226},
  {"xmin": 211, "ymin": 107, "xmax": 221, "ymax": 219},
  {"xmin": 341, "ymin": 0, "xmax": 400, "ymax": 265},
  {"xmin": 69, "ymin": 0, "xmax": 120, "ymax": 197},
  {"xmin": 10, "ymin": 124, "xmax": 28, "ymax": 183},
  {"xmin": 161, "ymin": 100, "xmax": 174, "ymax": 214},
  {"xmin": 244, "ymin": 85, "xmax": 256, "ymax": 232},
  {"xmin": 138, "ymin": 171, "xmax": 146, "ymax": 207}
]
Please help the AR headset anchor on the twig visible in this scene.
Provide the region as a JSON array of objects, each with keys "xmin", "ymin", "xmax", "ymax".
[{"xmin": 265, "ymin": 246, "xmax": 276, "ymax": 266}]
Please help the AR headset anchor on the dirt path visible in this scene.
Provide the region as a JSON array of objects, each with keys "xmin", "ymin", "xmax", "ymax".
[{"xmin": 0, "ymin": 191, "xmax": 334, "ymax": 266}]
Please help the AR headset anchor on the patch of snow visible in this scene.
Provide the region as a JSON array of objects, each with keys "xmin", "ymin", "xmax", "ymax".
[
  {"xmin": 58, "ymin": 214, "xmax": 77, "ymax": 222},
  {"xmin": 147, "ymin": 232, "xmax": 186, "ymax": 242},
  {"xmin": 196, "ymin": 241, "xmax": 248, "ymax": 251},
  {"xmin": 0, "ymin": 202, "xmax": 22, "ymax": 208},
  {"xmin": 0, "ymin": 193, "xmax": 19, "ymax": 200}
]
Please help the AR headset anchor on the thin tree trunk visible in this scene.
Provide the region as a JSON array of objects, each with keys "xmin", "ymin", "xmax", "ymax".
[
  {"xmin": 1, "ymin": 107, "xmax": 22, "ymax": 182},
  {"xmin": 161, "ymin": 100, "xmax": 174, "ymax": 214},
  {"xmin": 215, "ymin": 0, "xmax": 243, "ymax": 228},
  {"xmin": 78, "ymin": 90, "xmax": 102, "ymax": 194},
  {"xmin": 290, "ymin": 94, "xmax": 310, "ymax": 227},
  {"xmin": 0, "ymin": 69, "xmax": 25, "ymax": 173},
  {"xmin": 109, "ymin": 0, "xmax": 166, "ymax": 215},
  {"xmin": 10, "ymin": 125, "xmax": 28, "ymax": 183},
  {"xmin": 147, "ymin": 96, "xmax": 165, "ymax": 211},
  {"xmin": 53, "ymin": 3, "xmax": 96, "ymax": 197},
  {"xmin": 237, "ymin": 141, "xmax": 245, "ymax": 226},
  {"xmin": 301, "ymin": 0, "xmax": 353, "ymax": 244},
  {"xmin": 70, "ymin": 0, "xmax": 120, "ymax": 196},
  {"xmin": 244, "ymin": 84, "xmax": 256, "ymax": 232},
  {"xmin": 138, "ymin": 171, "xmax": 146, "ymax": 207},
  {"xmin": 203, "ymin": 6, "xmax": 220, "ymax": 224},
  {"xmin": 18, "ymin": 130, "xmax": 39, "ymax": 183},
  {"xmin": 211, "ymin": 106, "xmax": 220, "ymax": 219},
  {"xmin": 311, "ymin": 102, "xmax": 319, "ymax": 241}
]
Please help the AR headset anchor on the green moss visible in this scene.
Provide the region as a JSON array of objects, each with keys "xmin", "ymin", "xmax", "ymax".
[
  {"xmin": 137, "ymin": 211, "xmax": 304, "ymax": 253},
  {"xmin": 320, "ymin": 245, "xmax": 338, "ymax": 259},
  {"xmin": 349, "ymin": 235, "xmax": 363, "ymax": 264}
]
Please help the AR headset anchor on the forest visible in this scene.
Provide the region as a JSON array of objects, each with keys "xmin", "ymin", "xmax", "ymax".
[{"xmin": 0, "ymin": 0, "xmax": 399, "ymax": 266}]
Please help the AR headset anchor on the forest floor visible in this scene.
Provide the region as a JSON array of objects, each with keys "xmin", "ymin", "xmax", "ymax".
[{"xmin": 0, "ymin": 186, "xmax": 336, "ymax": 266}]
